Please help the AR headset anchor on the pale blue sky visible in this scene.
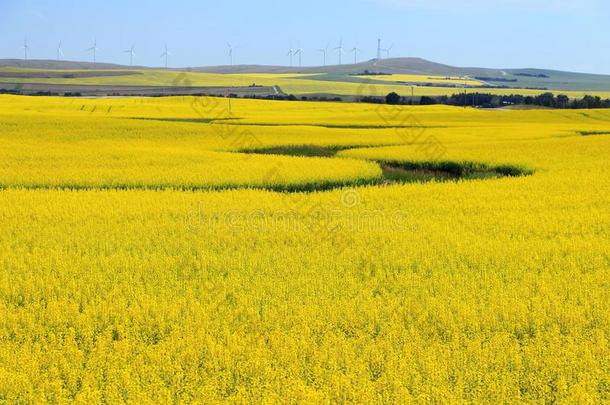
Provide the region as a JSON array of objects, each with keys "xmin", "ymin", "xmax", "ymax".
[{"xmin": 1, "ymin": 0, "xmax": 609, "ymax": 73}]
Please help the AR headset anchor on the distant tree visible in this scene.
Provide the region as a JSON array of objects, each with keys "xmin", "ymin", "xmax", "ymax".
[
  {"xmin": 386, "ymin": 92, "xmax": 401, "ymax": 105},
  {"xmin": 557, "ymin": 95, "xmax": 569, "ymax": 109},
  {"xmin": 360, "ymin": 96, "xmax": 384, "ymax": 104},
  {"xmin": 535, "ymin": 92, "xmax": 556, "ymax": 107},
  {"xmin": 583, "ymin": 95, "xmax": 602, "ymax": 108},
  {"xmin": 419, "ymin": 96, "xmax": 437, "ymax": 105},
  {"xmin": 490, "ymin": 96, "xmax": 502, "ymax": 108}
]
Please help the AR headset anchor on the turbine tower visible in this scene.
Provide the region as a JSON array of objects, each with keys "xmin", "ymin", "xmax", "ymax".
[
  {"xmin": 294, "ymin": 48, "xmax": 303, "ymax": 67},
  {"xmin": 57, "ymin": 40, "xmax": 64, "ymax": 61},
  {"xmin": 334, "ymin": 39, "xmax": 344, "ymax": 65},
  {"xmin": 124, "ymin": 44, "xmax": 135, "ymax": 66},
  {"xmin": 87, "ymin": 39, "xmax": 99, "ymax": 67},
  {"xmin": 317, "ymin": 46, "xmax": 328, "ymax": 66},
  {"xmin": 227, "ymin": 42, "xmax": 234, "ymax": 66},
  {"xmin": 377, "ymin": 38, "xmax": 382, "ymax": 60},
  {"xmin": 161, "ymin": 45, "xmax": 170, "ymax": 69},
  {"xmin": 287, "ymin": 48, "xmax": 294, "ymax": 67},
  {"xmin": 350, "ymin": 47, "xmax": 361, "ymax": 64},
  {"xmin": 22, "ymin": 39, "xmax": 29, "ymax": 61}
]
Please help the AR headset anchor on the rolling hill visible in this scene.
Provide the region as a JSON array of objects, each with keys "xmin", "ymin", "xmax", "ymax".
[
  {"xmin": 192, "ymin": 58, "xmax": 610, "ymax": 92},
  {"xmin": 2, "ymin": 57, "xmax": 610, "ymax": 92},
  {"xmin": 0, "ymin": 58, "xmax": 145, "ymax": 70}
]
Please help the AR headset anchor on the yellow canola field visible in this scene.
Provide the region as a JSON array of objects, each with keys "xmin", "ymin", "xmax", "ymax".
[
  {"xmin": 0, "ymin": 95, "xmax": 609, "ymax": 403},
  {"xmin": 354, "ymin": 74, "xmax": 483, "ymax": 86}
]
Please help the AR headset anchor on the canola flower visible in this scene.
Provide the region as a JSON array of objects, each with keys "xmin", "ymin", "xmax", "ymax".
[{"xmin": 0, "ymin": 95, "xmax": 609, "ymax": 402}]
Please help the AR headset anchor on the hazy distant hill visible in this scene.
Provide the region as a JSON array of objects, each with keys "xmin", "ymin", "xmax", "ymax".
[
  {"xmin": 192, "ymin": 57, "xmax": 504, "ymax": 76},
  {"xmin": 193, "ymin": 58, "xmax": 610, "ymax": 92},
  {"xmin": 0, "ymin": 59, "xmax": 143, "ymax": 70},
  {"xmin": 2, "ymin": 57, "xmax": 610, "ymax": 92}
]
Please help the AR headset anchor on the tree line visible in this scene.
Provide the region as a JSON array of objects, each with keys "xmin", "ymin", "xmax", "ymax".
[{"xmin": 379, "ymin": 92, "xmax": 610, "ymax": 109}]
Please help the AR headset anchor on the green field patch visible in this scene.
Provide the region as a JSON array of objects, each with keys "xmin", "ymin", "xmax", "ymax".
[
  {"xmin": 579, "ymin": 130, "xmax": 610, "ymax": 136},
  {"xmin": 129, "ymin": 117, "xmax": 237, "ymax": 124},
  {"xmin": 241, "ymin": 144, "xmax": 534, "ymax": 186},
  {"xmin": 241, "ymin": 144, "xmax": 349, "ymax": 157},
  {"xmin": 377, "ymin": 160, "xmax": 533, "ymax": 183}
]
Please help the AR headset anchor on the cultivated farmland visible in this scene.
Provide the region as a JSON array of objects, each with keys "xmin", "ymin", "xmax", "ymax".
[
  {"xmin": 0, "ymin": 94, "xmax": 609, "ymax": 402},
  {"xmin": 3, "ymin": 67, "xmax": 610, "ymax": 99}
]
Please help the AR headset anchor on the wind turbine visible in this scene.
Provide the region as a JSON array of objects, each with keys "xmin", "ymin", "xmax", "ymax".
[
  {"xmin": 226, "ymin": 42, "xmax": 235, "ymax": 66},
  {"xmin": 22, "ymin": 39, "xmax": 29, "ymax": 61},
  {"xmin": 124, "ymin": 44, "xmax": 135, "ymax": 66},
  {"xmin": 317, "ymin": 45, "xmax": 328, "ymax": 66},
  {"xmin": 161, "ymin": 45, "xmax": 170, "ymax": 69},
  {"xmin": 86, "ymin": 39, "xmax": 99, "ymax": 67},
  {"xmin": 382, "ymin": 44, "xmax": 394, "ymax": 59},
  {"xmin": 350, "ymin": 47, "xmax": 361, "ymax": 64},
  {"xmin": 287, "ymin": 48, "xmax": 294, "ymax": 66},
  {"xmin": 334, "ymin": 39, "xmax": 344, "ymax": 65},
  {"xmin": 57, "ymin": 40, "xmax": 64, "ymax": 61},
  {"xmin": 377, "ymin": 38, "xmax": 382, "ymax": 60},
  {"xmin": 294, "ymin": 48, "xmax": 303, "ymax": 67}
]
